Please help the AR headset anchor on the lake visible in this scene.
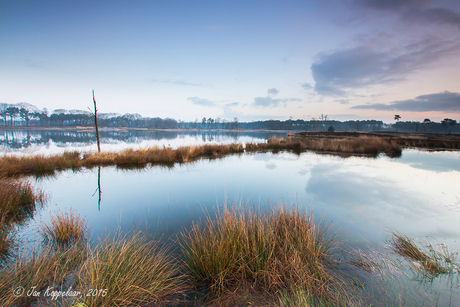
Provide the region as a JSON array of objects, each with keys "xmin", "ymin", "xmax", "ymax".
[
  {"xmin": 4, "ymin": 129, "xmax": 460, "ymax": 305},
  {"xmin": 0, "ymin": 129, "xmax": 287, "ymax": 155}
]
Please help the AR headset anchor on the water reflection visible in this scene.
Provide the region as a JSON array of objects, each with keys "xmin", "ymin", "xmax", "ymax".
[
  {"xmin": 15, "ymin": 149, "xmax": 460, "ymax": 304},
  {"xmin": 0, "ymin": 129, "xmax": 286, "ymax": 155}
]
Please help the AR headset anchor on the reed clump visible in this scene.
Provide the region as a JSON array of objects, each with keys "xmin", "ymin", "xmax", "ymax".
[
  {"xmin": 180, "ymin": 206, "xmax": 348, "ymax": 304},
  {"xmin": 0, "ymin": 177, "xmax": 46, "ymax": 263},
  {"xmin": 0, "ymin": 177, "xmax": 46, "ymax": 223},
  {"xmin": 390, "ymin": 231, "xmax": 459, "ymax": 279},
  {"xmin": 41, "ymin": 209, "xmax": 88, "ymax": 249},
  {"xmin": 76, "ymin": 231, "xmax": 187, "ymax": 306}
]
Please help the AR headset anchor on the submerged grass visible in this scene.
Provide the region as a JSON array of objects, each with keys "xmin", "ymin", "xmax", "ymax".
[
  {"xmin": 41, "ymin": 209, "xmax": 88, "ymax": 249},
  {"xmin": 75, "ymin": 231, "xmax": 187, "ymax": 307},
  {"xmin": 180, "ymin": 206, "xmax": 352, "ymax": 305},
  {"xmin": 390, "ymin": 231, "xmax": 460, "ymax": 280}
]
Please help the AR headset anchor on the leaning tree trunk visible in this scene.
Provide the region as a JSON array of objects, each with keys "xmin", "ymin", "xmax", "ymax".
[{"xmin": 92, "ymin": 90, "xmax": 101, "ymax": 152}]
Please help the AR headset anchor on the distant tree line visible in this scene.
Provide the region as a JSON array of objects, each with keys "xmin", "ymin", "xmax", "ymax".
[{"xmin": 0, "ymin": 103, "xmax": 458, "ymax": 134}]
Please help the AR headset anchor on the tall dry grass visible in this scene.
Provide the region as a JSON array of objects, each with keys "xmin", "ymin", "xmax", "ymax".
[
  {"xmin": 41, "ymin": 209, "xmax": 88, "ymax": 249},
  {"xmin": 246, "ymin": 136, "xmax": 402, "ymax": 157},
  {"xmin": 0, "ymin": 177, "xmax": 46, "ymax": 263},
  {"xmin": 0, "ymin": 144, "xmax": 245, "ymax": 176},
  {"xmin": 0, "ymin": 243, "xmax": 87, "ymax": 306},
  {"xmin": 75, "ymin": 231, "xmax": 187, "ymax": 306},
  {"xmin": 180, "ymin": 206, "xmax": 349, "ymax": 304}
]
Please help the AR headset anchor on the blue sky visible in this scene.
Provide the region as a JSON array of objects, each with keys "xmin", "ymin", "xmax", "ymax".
[{"xmin": 1, "ymin": 0, "xmax": 459, "ymax": 123}]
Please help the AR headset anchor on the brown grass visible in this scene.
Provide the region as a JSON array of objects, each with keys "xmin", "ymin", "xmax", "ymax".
[
  {"xmin": 75, "ymin": 231, "xmax": 187, "ymax": 306},
  {"xmin": 0, "ymin": 144, "xmax": 245, "ymax": 176},
  {"xmin": 180, "ymin": 206, "xmax": 350, "ymax": 304},
  {"xmin": 390, "ymin": 231, "xmax": 459, "ymax": 279},
  {"xmin": 0, "ymin": 243, "xmax": 87, "ymax": 306},
  {"xmin": 246, "ymin": 136, "xmax": 402, "ymax": 157},
  {"xmin": 0, "ymin": 177, "xmax": 46, "ymax": 263},
  {"xmin": 41, "ymin": 209, "xmax": 88, "ymax": 249}
]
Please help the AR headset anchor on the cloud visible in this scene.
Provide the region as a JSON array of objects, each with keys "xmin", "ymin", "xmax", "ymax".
[
  {"xmin": 311, "ymin": 38, "xmax": 460, "ymax": 96},
  {"xmin": 267, "ymin": 88, "xmax": 279, "ymax": 96},
  {"xmin": 225, "ymin": 102, "xmax": 239, "ymax": 107},
  {"xmin": 355, "ymin": 0, "xmax": 460, "ymax": 27},
  {"xmin": 352, "ymin": 91, "xmax": 460, "ymax": 112},
  {"xmin": 354, "ymin": 0, "xmax": 428, "ymax": 11},
  {"xmin": 152, "ymin": 79, "xmax": 204, "ymax": 87},
  {"xmin": 405, "ymin": 8, "xmax": 460, "ymax": 28},
  {"xmin": 253, "ymin": 96, "xmax": 301, "ymax": 108},
  {"xmin": 301, "ymin": 83, "xmax": 313, "ymax": 90},
  {"xmin": 254, "ymin": 97, "xmax": 281, "ymax": 107},
  {"xmin": 187, "ymin": 97, "xmax": 216, "ymax": 107}
]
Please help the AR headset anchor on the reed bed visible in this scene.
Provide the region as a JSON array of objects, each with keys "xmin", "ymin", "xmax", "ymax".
[
  {"xmin": 41, "ymin": 209, "xmax": 88, "ymax": 249},
  {"xmin": 247, "ymin": 136, "xmax": 402, "ymax": 157},
  {"xmin": 75, "ymin": 231, "xmax": 187, "ymax": 307},
  {"xmin": 0, "ymin": 134, "xmax": 406, "ymax": 177},
  {"xmin": 180, "ymin": 206, "xmax": 351, "ymax": 305},
  {"xmin": 0, "ymin": 144, "xmax": 245, "ymax": 176}
]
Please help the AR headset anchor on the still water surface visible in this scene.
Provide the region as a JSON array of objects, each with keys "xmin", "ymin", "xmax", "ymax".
[
  {"xmin": 5, "ymin": 130, "xmax": 460, "ymax": 305},
  {"xmin": 0, "ymin": 129, "xmax": 286, "ymax": 155}
]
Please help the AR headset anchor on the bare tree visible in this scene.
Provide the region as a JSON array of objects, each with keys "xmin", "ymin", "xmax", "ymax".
[{"xmin": 88, "ymin": 90, "xmax": 101, "ymax": 152}]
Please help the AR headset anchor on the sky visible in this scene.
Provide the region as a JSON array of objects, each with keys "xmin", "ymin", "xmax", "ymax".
[{"xmin": 1, "ymin": 0, "xmax": 460, "ymax": 123}]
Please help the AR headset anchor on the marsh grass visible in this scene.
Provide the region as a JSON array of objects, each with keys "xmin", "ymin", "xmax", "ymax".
[
  {"xmin": 278, "ymin": 288, "xmax": 354, "ymax": 307},
  {"xmin": 0, "ymin": 134, "xmax": 407, "ymax": 177},
  {"xmin": 0, "ymin": 243, "xmax": 87, "ymax": 307},
  {"xmin": 180, "ymin": 206, "xmax": 351, "ymax": 304},
  {"xmin": 0, "ymin": 144, "xmax": 245, "ymax": 176},
  {"xmin": 41, "ymin": 209, "xmax": 88, "ymax": 249},
  {"xmin": 75, "ymin": 231, "xmax": 187, "ymax": 306},
  {"xmin": 0, "ymin": 177, "xmax": 46, "ymax": 263},
  {"xmin": 0, "ymin": 177, "xmax": 46, "ymax": 224},
  {"xmin": 390, "ymin": 231, "xmax": 460, "ymax": 280},
  {"xmin": 246, "ymin": 136, "xmax": 402, "ymax": 157}
]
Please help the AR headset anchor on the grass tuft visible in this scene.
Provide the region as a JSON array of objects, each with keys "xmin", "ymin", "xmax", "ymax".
[
  {"xmin": 75, "ymin": 231, "xmax": 187, "ymax": 306},
  {"xmin": 180, "ymin": 206, "xmax": 348, "ymax": 304},
  {"xmin": 41, "ymin": 209, "xmax": 88, "ymax": 249}
]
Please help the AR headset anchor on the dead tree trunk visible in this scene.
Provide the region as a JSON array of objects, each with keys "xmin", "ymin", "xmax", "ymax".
[{"xmin": 92, "ymin": 90, "xmax": 101, "ymax": 152}]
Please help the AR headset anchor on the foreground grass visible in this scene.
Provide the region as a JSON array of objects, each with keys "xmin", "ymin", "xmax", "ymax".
[
  {"xmin": 0, "ymin": 210, "xmax": 186, "ymax": 307},
  {"xmin": 76, "ymin": 231, "xmax": 187, "ymax": 307},
  {"xmin": 1, "ymin": 203, "xmax": 459, "ymax": 306},
  {"xmin": 0, "ymin": 243, "xmax": 87, "ymax": 306},
  {"xmin": 180, "ymin": 206, "xmax": 353, "ymax": 305}
]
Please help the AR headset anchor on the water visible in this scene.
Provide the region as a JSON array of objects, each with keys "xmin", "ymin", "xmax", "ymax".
[
  {"xmin": 0, "ymin": 129, "xmax": 287, "ymax": 155},
  {"xmin": 3, "ymin": 129, "xmax": 460, "ymax": 305}
]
